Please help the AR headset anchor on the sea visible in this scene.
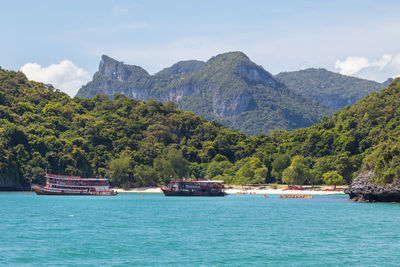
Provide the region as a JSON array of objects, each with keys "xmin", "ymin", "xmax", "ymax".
[{"xmin": 1, "ymin": 192, "xmax": 400, "ymax": 266}]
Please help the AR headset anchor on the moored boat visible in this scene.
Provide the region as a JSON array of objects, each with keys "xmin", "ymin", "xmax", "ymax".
[
  {"xmin": 31, "ymin": 173, "xmax": 117, "ymax": 196},
  {"xmin": 161, "ymin": 179, "xmax": 227, "ymax": 197}
]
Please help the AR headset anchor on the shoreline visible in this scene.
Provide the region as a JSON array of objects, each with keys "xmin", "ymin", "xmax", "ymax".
[
  {"xmin": 113, "ymin": 186, "xmax": 346, "ymax": 195},
  {"xmin": 1, "ymin": 186, "xmax": 346, "ymax": 196}
]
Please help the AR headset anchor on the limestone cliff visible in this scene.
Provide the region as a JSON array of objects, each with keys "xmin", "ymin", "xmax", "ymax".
[{"xmin": 77, "ymin": 52, "xmax": 329, "ymax": 134}]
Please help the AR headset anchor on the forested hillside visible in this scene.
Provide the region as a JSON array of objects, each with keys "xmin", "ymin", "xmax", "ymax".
[
  {"xmin": 275, "ymin": 68, "xmax": 386, "ymax": 111},
  {"xmin": 0, "ymin": 68, "xmax": 257, "ymax": 189},
  {"xmin": 77, "ymin": 52, "xmax": 329, "ymax": 135},
  {"xmin": 1, "ymin": 67, "xmax": 400, "ymax": 189},
  {"xmin": 253, "ymin": 77, "xmax": 400, "ymax": 186}
]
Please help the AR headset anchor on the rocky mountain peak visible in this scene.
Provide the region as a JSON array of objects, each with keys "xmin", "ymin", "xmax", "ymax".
[
  {"xmin": 97, "ymin": 55, "xmax": 149, "ymax": 82},
  {"xmin": 204, "ymin": 51, "xmax": 282, "ymax": 88}
]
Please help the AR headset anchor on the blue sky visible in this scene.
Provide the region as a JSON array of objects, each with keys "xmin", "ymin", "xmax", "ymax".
[{"xmin": 2, "ymin": 0, "xmax": 400, "ymax": 96}]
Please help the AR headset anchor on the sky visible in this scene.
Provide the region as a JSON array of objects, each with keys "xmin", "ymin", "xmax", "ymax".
[{"xmin": 2, "ymin": 0, "xmax": 400, "ymax": 96}]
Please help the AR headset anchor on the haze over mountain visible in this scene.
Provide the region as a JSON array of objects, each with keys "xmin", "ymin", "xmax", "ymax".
[
  {"xmin": 77, "ymin": 52, "xmax": 330, "ymax": 135},
  {"xmin": 275, "ymin": 68, "xmax": 390, "ymax": 111}
]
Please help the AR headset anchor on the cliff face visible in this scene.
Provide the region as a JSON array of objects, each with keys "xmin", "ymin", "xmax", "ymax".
[
  {"xmin": 79, "ymin": 55, "xmax": 151, "ymax": 99},
  {"xmin": 345, "ymin": 172, "xmax": 400, "ymax": 202},
  {"xmin": 77, "ymin": 52, "xmax": 330, "ymax": 135},
  {"xmin": 0, "ymin": 175, "xmax": 27, "ymax": 191},
  {"xmin": 98, "ymin": 55, "xmax": 149, "ymax": 82}
]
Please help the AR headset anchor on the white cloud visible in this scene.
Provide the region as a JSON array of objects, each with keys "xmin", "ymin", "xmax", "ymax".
[
  {"xmin": 334, "ymin": 56, "xmax": 371, "ymax": 76},
  {"xmin": 335, "ymin": 54, "xmax": 400, "ymax": 82},
  {"xmin": 20, "ymin": 60, "xmax": 91, "ymax": 97}
]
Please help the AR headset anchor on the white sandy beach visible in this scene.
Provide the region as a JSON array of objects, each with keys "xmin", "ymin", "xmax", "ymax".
[
  {"xmin": 114, "ymin": 187, "xmax": 162, "ymax": 193},
  {"xmin": 225, "ymin": 188, "xmax": 345, "ymax": 195},
  {"xmin": 114, "ymin": 187, "xmax": 346, "ymax": 195}
]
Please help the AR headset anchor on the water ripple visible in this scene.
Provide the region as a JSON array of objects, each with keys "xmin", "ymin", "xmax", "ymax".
[{"xmin": 1, "ymin": 193, "xmax": 400, "ymax": 266}]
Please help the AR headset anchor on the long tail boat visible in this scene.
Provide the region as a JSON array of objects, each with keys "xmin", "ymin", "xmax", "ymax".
[
  {"xmin": 161, "ymin": 179, "xmax": 227, "ymax": 197},
  {"xmin": 31, "ymin": 173, "xmax": 117, "ymax": 196}
]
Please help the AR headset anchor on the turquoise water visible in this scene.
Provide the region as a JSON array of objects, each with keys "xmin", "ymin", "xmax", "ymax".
[{"xmin": 1, "ymin": 193, "xmax": 400, "ymax": 266}]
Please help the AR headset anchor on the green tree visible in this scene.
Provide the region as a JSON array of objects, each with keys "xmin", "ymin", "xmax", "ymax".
[
  {"xmin": 235, "ymin": 163, "xmax": 253, "ymax": 186},
  {"xmin": 282, "ymin": 155, "xmax": 310, "ymax": 186},
  {"xmin": 323, "ymin": 171, "xmax": 343, "ymax": 189},
  {"xmin": 271, "ymin": 154, "xmax": 291, "ymax": 183},
  {"xmin": 310, "ymin": 157, "xmax": 333, "ymax": 185},
  {"xmin": 234, "ymin": 157, "xmax": 267, "ymax": 185},
  {"xmin": 23, "ymin": 166, "xmax": 45, "ymax": 185},
  {"xmin": 206, "ymin": 161, "xmax": 224, "ymax": 179},
  {"xmin": 254, "ymin": 167, "xmax": 268, "ymax": 184},
  {"xmin": 134, "ymin": 164, "xmax": 158, "ymax": 187},
  {"xmin": 108, "ymin": 151, "xmax": 134, "ymax": 187},
  {"xmin": 281, "ymin": 167, "xmax": 296, "ymax": 185},
  {"xmin": 153, "ymin": 147, "xmax": 190, "ymax": 184},
  {"xmin": 188, "ymin": 162, "xmax": 207, "ymax": 179}
]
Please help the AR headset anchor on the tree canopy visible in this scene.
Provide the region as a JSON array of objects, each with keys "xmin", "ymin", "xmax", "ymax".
[{"xmin": 1, "ymin": 67, "xmax": 400, "ymax": 189}]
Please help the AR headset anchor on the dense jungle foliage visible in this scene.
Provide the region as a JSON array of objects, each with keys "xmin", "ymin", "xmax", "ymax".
[{"xmin": 1, "ymin": 68, "xmax": 400, "ymax": 188}]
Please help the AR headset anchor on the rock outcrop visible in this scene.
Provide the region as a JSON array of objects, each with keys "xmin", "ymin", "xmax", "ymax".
[
  {"xmin": 0, "ymin": 175, "xmax": 27, "ymax": 191},
  {"xmin": 345, "ymin": 172, "xmax": 400, "ymax": 202}
]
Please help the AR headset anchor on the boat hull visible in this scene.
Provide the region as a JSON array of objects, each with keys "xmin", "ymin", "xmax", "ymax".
[
  {"xmin": 31, "ymin": 185, "xmax": 117, "ymax": 196},
  {"xmin": 161, "ymin": 188, "xmax": 227, "ymax": 197}
]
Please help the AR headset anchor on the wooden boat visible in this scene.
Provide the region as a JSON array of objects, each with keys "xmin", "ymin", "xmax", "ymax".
[
  {"xmin": 161, "ymin": 179, "xmax": 227, "ymax": 197},
  {"xmin": 31, "ymin": 173, "xmax": 117, "ymax": 196}
]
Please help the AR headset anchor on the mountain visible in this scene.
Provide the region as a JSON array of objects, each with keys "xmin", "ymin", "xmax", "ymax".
[
  {"xmin": 77, "ymin": 52, "xmax": 330, "ymax": 135},
  {"xmin": 275, "ymin": 68, "xmax": 387, "ymax": 111}
]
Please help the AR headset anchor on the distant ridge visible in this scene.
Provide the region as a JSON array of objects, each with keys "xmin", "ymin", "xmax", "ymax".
[{"xmin": 275, "ymin": 68, "xmax": 388, "ymax": 111}]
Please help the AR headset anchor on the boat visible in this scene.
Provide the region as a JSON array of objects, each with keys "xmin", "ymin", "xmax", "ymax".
[
  {"xmin": 161, "ymin": 179, "xmax": 227, "ymax": 197},
  {"xmin": 31, "ymin": 173, "xmax": 117, "ymax": 196}
]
